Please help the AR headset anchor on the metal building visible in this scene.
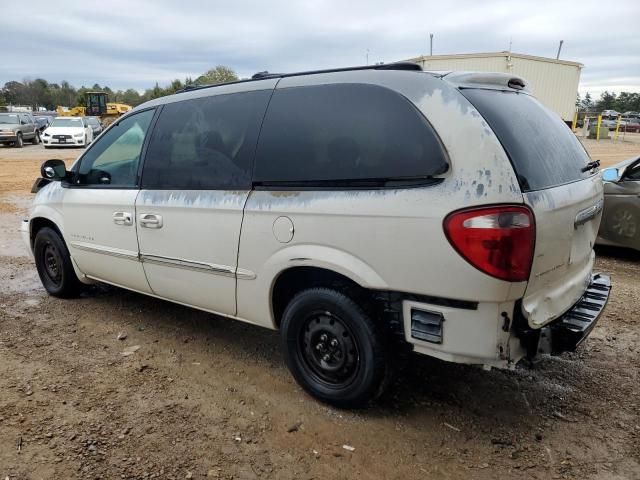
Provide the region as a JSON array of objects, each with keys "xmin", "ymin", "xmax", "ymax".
[{"xmin": 406, "ymin": 52, "xmax": 583, "ymax": 122}]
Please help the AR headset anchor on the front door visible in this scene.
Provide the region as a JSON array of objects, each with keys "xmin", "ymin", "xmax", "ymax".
[
  {"xmin": 135, "ymin": 88, "xmax": 272, "ymax": 316},
  {"xmin": 64, "ymin": 108, "xmax": 156, "ymax": 292}
]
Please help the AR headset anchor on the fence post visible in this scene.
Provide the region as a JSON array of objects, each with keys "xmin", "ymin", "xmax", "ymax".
[{"xmin": 614, "ymin": 116, "xmax": 621, "ymax": 142}]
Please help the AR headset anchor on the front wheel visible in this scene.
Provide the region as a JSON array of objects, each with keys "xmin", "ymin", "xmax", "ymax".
[
  {"xmin": 34, "ymin": 227, "xmax": 82, "ymax": 298},
  {"xmin": 281, "ymin": 288, "xmax": 391, "ymax": 408},
  {"xmin": 15, "ymin": 133, "xmax": 23, "ymax": 148},
  {"xmin": 32, "ymin": 131, "xmax": 40, "ymax": 144}
]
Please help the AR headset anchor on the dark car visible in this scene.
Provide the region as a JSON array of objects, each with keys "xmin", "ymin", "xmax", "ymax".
[
  {"xmin": 34, "ymin": 116, "xmax": 51, "ymax": 133},
  {"xmin": 598, "ymin": 156, "xmax": 640, "ymax": 251},
  {"xmin": 84, "ymin": 117, "xmax": 103, "ymax": 137}
]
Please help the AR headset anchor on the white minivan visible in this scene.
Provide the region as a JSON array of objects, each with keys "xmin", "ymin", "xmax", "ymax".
[{"xmin": 23, "ymin": 63, "xmax": 611, "ymax": 407}]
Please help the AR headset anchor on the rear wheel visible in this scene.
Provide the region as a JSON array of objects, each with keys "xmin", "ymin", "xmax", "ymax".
[
  {"xmin": 34, "ymin": 227, "xmax": 82, "ymax": 298},
  {"xmin": 32, "ymin": 131, "xmax": 40, "ymax": 144},
  {"xmin": 15, "ymin": 133, "xmax": 23, "ymax": 148},
  {"xmin": 281, "ymin": 288, "xmax": 391, "ymax": 408},
  {"xmin": 606, "ymin": 204, "xmax": 638, "ymax": 239}
]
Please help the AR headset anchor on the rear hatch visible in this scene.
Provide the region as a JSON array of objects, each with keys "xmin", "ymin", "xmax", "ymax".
[{"xmin": 461, "ymin": 87, "xmax": 603, "ymax": 328}]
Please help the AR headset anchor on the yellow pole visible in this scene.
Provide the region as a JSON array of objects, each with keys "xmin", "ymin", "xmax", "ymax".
[
  {"xmin": 614, "ymin": 115, "xmax": 621, "ymax": 142},
  {"xmin": 572, "ymin": 111, "xmax": 578, "ymax": 132},
  {"xmin": 596, "ymin": 115, "xmax": 602, "ymax": 140}
]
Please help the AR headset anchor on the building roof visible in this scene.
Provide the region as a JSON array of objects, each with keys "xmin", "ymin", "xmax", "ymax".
[{"xmin": 407, "ymin": 51, "xmax": 583, "ymax": 68}]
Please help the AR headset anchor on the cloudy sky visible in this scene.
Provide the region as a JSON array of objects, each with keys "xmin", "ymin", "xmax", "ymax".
[{"xmin": 2, "ymin": 0, "xmax": 639, "ymax": 97}]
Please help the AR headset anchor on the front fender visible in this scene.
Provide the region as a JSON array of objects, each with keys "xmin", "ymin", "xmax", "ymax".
[{"xmin": 29, "ymin": 203, "xmax": 66, "ymax": 242}]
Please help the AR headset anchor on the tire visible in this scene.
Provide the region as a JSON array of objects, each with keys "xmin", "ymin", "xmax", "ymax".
[
  {"xmin": 281, "ymin": 288, "xmax": 391, "ymax": 408},
  {"xmin": 32, "ymin": 131, "xmax": 40, "ymax": 145},
  {"xmin": 34, "ymin": 227, "xmax": 82, "ymax": 298},
  {"xmin": 15, "ymin": 133, "xmax": 23, "ymax": 148},
  {"xmin": 44, "ymin": 146, "xmax": 51, "ymax": 149}
]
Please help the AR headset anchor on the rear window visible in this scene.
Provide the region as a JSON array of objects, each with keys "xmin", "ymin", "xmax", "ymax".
[
  {"xmin": 461, "ymin": 89, "xmax": 591, "ymax": 192},
  {"xmin": 253, "ymin": 83, "xmax": 448, "ymax": 186}
]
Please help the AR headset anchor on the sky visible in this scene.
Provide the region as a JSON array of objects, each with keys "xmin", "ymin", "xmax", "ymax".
[{"xmin": 2, "ymin": 0, "xmax": 639, "ymax": 98}]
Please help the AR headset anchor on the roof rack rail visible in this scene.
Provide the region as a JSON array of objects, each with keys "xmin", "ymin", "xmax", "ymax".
[
  {"xmin": 174, "ymin": 62, "xmax": 422, "ymax": 94},
  {"xmin": 252, "ymin": 61, "xmax": 421, "ymax": 80}
]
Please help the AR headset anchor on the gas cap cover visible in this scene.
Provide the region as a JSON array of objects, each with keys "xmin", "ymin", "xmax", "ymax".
[{"xmin": 273, "ymin": 216, "xmax": 294, "ymax": 243}]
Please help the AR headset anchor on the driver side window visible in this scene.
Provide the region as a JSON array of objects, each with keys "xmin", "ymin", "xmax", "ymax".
[{"xmin": 76, "ymin": 109, "xmax": 155, "ymax": 187}]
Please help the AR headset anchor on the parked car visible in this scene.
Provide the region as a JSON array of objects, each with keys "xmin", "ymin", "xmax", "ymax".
[
  {"xmin": 34, "ymin": 116, "xmax": 52, "ymax": 133},
  {"xmin": 0, "ymin": 112, "xmax": 40, "ymax": 147},
  {"xmin": 42, "ymin": 116, "xmax": 94, "ymax": 148},
  {"xmin": 597, "ymin": 157, "xmax": 640, "ymax": 251},
  {"xmin": 84, "ymin": 116, "xmax": 103, "ymax": 137},
  {"xmin": 601, "ymin": 109, "xmax": 620, "ymax": 118},
  {"xmin": 619, "ymin": 117, "xmax": 640, "ymax": 133},
  {"xmin": 22, "ymin": 64, "xmax": 611, "ymax": 407}
]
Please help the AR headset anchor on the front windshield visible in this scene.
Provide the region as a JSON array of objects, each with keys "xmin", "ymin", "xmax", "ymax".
[
  {"xmin": 51, "ymin": 118, "xmax": 84, "ymax": 128},
  {"xmin": 0, "ymin": 114, "xmax": 20, "ymax": 125}
]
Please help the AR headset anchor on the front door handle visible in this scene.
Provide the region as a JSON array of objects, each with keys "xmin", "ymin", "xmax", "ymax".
[
  {"xmin": 113, "ymin": 211, "xmax": 133, "ymax": 226},
  {"xmin": 139, "ymin": 213, "xmax": 163, "ymax": 229}
]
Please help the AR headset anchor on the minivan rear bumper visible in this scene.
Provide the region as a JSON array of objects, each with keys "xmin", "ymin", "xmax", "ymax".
[{"xmin": 519, "ymin": 273, "xmax": 611, "ymax": 357}]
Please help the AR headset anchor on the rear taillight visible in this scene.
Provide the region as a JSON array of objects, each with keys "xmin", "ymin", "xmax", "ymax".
[{"xmin": 443, "ymin": 205, "xmax": 535, "ymax": 282}]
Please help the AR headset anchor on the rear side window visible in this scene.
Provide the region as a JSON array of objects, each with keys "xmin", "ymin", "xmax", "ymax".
[
  {"xmin": 142, "ymin": 90, "xmax": 271, "ymax": 189},
  {"xmin": 253, "ymin": 83, "xmax": 448, "ymax": 186},
  {"xmin": 462, "ymin": 89, "xmax": 591, "ymax": 192}
]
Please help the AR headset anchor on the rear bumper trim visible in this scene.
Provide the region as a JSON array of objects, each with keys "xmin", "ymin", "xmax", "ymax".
[
  {"xmin": 519, "ymin": 273, "xmax": 611, "ymax": 357},
  {"xmin": 547, "ymin": 273, "xmax": 611, "ymax": 353}
]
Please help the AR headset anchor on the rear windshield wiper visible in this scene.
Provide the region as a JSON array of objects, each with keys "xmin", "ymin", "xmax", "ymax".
[{"xmin": 581, "ymin": 160, "xmax": 600, "ymax": 173}]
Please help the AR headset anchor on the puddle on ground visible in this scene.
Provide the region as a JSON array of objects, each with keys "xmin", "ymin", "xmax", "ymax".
[
  {"xmin": 0, "ymin": 261, "xmax": 42, "ymax": 295},
  {"xmin": 0, "ymin": 195, "xmax": 32, "ymax": 259}
]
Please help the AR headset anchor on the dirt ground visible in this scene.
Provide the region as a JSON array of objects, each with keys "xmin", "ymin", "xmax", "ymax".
[{"xmin": 1, "ymin": 140, "xmax": 639, "ymax": 479}]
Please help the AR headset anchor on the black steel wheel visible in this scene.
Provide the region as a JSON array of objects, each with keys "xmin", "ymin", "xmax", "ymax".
[
  {"xmin": 281, "ymin": 288, "xmax": 391, "ymax": 408},
  {"xmin": 34, "ymin": 227, "xmax": 82, "ymax": 298}
]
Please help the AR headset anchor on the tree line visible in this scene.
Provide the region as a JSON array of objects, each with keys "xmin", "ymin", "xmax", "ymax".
[
  {"xmin": 3, "ymin": 65, "xmax": 638, "ymax": 115},
  {"xmin": 0, "ymin": 66, "xmax": 239, "ymax": 111},
  {"xmin": 576, "ymin": 91, "xmax": 640, "ymax": 114}
]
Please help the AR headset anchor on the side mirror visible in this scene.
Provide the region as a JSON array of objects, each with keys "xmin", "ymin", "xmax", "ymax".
[
  {"xmin": 41, "ymin": 159, "xmax": 68, "ymax": 181},
  {"xmin": 602, "ymin": 168, "xmax": 619, "ymax": 183}
]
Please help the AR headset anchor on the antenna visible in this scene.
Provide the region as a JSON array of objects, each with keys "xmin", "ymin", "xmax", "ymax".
[
  {"xmin": 509, "ymin": 37, "xmax": 512, "ymax": 52},
  {"xmin": 429, "ymin": 33, "xmax": 434, "ymax": 56},
  {"xmin": 556, "ymin": 40, "xmax": 564, "ymax": 59}
]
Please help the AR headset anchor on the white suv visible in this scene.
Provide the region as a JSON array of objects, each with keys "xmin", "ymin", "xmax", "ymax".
[{"xmin": 23, "ymin": 64, "xmax": 611, "ymax": 407}]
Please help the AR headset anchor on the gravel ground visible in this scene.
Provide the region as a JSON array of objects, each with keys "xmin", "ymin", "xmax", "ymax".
[{"xmin": 1, "ymin": 142, "xmax": 639, "ymax": 479}]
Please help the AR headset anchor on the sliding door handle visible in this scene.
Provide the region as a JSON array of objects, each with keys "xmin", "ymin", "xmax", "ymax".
[
  {"xmin": 139, "ymin": 213, "xmax": 163, "ymax": 229},
  {"xmin": 113, "ymin": 211, "xmax": 133, "ymax": 226}
]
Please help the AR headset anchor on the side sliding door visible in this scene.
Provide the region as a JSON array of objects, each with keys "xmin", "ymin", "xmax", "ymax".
[{"xmin": 136, "ymin": 87, "xmax": 273, "ymax": 316}]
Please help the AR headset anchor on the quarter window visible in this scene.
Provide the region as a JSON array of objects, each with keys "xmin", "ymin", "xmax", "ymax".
[
  {"xmin": 253, "ymin": 83, "xmax": 449, "ymax": 185},
  {"xmin": 76, "ymin": 109, "xmax": 155, "ymax": 187},
  {"xmin": 142, "ymin": 90, "xmax": 271, "ymax": 190}
]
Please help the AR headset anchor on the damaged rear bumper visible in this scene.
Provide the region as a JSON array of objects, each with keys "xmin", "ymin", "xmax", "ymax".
[{"xmin": 519, "ymin": 273, "xmax": 611, "ymax": 357}]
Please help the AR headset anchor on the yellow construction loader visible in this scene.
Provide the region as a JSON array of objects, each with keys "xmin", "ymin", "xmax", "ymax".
[{"xmin": 56, "ymin": 92, "xmax": 132, "ymax": 126}]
